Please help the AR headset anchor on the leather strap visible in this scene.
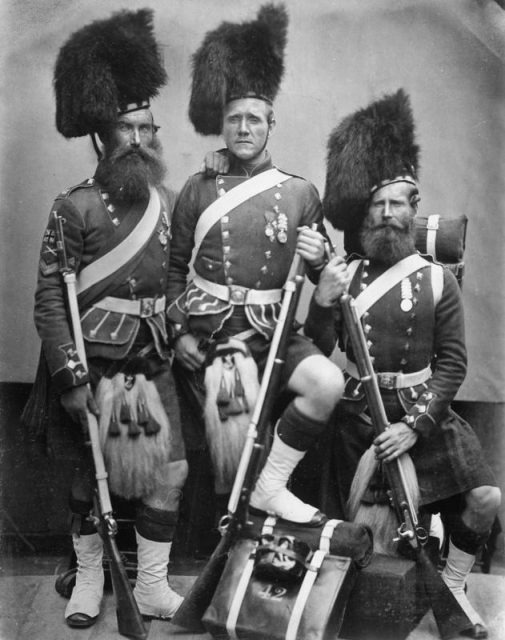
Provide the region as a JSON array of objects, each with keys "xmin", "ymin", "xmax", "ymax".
[
  {"xmin": 93, "ymin": 295, "xmax": 165, "ymax": 317},
  {"xmin": 193, "ymin": 168, "xmax": 291, "ymax": 259},
  {"xmin": 346, "ymin": 360, "xmax": 432, "ymax": 389},
  {"xmin": 76, "ymin": 186, "xmax": 161, "ymax": 295},
  {"xmin": 193, "ymin": 274, "xmax": 282, "ymax": 305},
  {"xmin": 426, "ymin": 214, "xmax": 440, "ymax": 259},
  {"xmin": 354, "ymin": 254, "xmax": 428, "ymax": 319}
]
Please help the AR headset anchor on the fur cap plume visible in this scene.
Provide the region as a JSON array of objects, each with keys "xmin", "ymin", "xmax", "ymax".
[
  {"xmin": 54, "ymin": 8, "xmax": 167, "ymax": 138},
  {"xmin": 323, "ymin": 89, "xmax": 420, "ymax": 233},
  {"xmin": 189, "ymin": 3, "xmax": 288, "ymax": 135}
]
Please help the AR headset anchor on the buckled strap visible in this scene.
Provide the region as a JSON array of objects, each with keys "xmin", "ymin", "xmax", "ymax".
[
  {"xmin": 93, "ymin": 295, "xmax": 165, "ymax": 318},
  {"xmin": 193, "ymin": 275, "xmax": 282, "ymax": 305},
  {"xmin": 346, "ymin": 360, "xmax": 432, "ymax": 389}
]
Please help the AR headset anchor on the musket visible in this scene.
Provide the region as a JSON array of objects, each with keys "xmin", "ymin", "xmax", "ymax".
[
  {"xmin": 53, "ymin": 212, "xmax": 147, "ymax": 640},
  {"xmin": 172, "ymin": 251, "xmax": 307, "ymax": 632},
  {"xmin": 340, "ymin": 292, "xmax": 473, "ymax": 640}
]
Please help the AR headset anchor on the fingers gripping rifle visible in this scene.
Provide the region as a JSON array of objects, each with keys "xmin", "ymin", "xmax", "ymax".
[
  {"xmin": 54, "ymin": 213, "xmax": 147, "ymax": 640},
  {"xmin": 172, "ymin": 252, "xmax": 307, "ymax": 633},
  {"xmin": 340, "ymin": 293, "xmax": 473, "ymax": 640}
]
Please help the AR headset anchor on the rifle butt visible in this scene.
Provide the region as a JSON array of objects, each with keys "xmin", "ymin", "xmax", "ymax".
[
  {"xmin": 171, "ymin": 530, "xmax": 233, "ymax": 632},
  {"xmin": 416, "ymin": 546, "xmax": 473, "ymax": 640},
  {"xmin": 102, "ymin": 532, "xmax": 147, "ymax": 640}
]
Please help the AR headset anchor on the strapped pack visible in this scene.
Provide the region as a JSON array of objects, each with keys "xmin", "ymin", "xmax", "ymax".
[{"xmin": 202, "ymin": 513, "xmax": 373, "ymax": 640}]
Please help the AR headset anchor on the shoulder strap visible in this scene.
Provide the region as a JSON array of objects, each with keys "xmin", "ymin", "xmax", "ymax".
[
  {"xmin": 347, "ymin": 259, "xmax": 362, "ymax": 282},
  {"xmin": 193, "ymin": 168, "xmax": 291, "ymax": 258},
  {"xmin": 354, "ymin": 254, "xmax": 429, "ymax": 319},
  {"xmin": 430, "ymin": 262, "xmax": 444, "ymax": 306},
  {"xmin": 76, "ymin": 186, "xmax": 160, "ymax": 295}
]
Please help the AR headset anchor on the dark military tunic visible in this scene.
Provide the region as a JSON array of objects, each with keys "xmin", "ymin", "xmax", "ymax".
[
  {"xmin": 305, "ymin": 254, "xmax": 495, "ymax": 512},
  {"xmin": 25, "ymin": 177, "xmax": 185, "ymax": 462},
  {"xmin": 166, "ymin": 153, "xmax": 325, "ymax": 450}
]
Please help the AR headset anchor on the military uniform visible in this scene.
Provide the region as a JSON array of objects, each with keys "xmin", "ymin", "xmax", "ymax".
[
  {"xmin": 29, "ymin": 176, "xmax": 185, "ymax": 464},
  {"xmin": 167, "ymin": 153, "xmax": 323, "ymax": 346},
  {"xmin": 305, "ymin": 254, "xmax": 495, "ymax": 515}
]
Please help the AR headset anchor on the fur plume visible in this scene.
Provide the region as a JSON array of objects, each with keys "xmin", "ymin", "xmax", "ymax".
[
  {"xmin": 95, "ymin": 373, "xmax": 172, "ymax": 499},
  {"xmin": 324, "ymin": 89, "xmax": 420, "ymax": 232},
  {"xmin": 189, "ymin": 3, "xmax": 288, "ymax": 135},
  {"xmin": 204, "ymin": 349, "xmax": 259, "ymax": 493},
  {"xmin": 54, "ymin": 8, "xmax": 167, "ymax": 138},
  {"xmin": 348, "ymin": 446, "xmax": 419, "ymax": 557}
]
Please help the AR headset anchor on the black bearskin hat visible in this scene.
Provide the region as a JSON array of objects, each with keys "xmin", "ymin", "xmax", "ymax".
[
  {"xmin": 54, "ymin": 8, "xmax": 167, "ymax": 138},
  {"xmin": 323, "ymin": 89, "xmax": 420, "ymax": 236},
  {"xmin": 189, "ymin": 3, "xmax": 288, "ymax": 136}
]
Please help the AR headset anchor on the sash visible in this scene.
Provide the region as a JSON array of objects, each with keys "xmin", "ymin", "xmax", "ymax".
[
  {"xmin": 353, "ymin": 254, "xmax": 429, "ymax": 319},
  {"xmin": 193, "ymin": 168, "xmax": 291, "ymax": 259},
  {"xmin": 76, "ymin": 186, "xmax": 161, "ymax": 295}
]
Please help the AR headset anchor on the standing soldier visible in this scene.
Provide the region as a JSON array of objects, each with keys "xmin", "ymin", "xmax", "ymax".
[
  {"xmin": 305, "ymin": 89, "xmax": 501, "ymax": 638},
  {"xmin": 23, "ymin": 9, "xmax": 187, "ymax": 627},
  {"xmin": 167, "ymin": 4, "xmax": 344, "ymax": 526}
]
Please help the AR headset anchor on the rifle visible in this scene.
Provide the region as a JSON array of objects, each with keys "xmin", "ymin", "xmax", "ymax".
[
  {"xmin": 340, "ymin": 292, "xmax": 473, "ymax": 640},
  {"xmin": 172, "ymin": 252, "xmax": 307, "ymax": 632},
  {"xmin": 54, "ymin": 212, "xmax": 147, "ymax": 640}
]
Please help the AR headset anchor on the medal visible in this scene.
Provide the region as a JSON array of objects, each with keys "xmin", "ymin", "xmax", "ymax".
[
  {"xmin": 277, "ymin": 231, "xmax": 287, "ymax": 244},
  {"xmin": 400, "ymin": 277, "xmax": 413, "ymax": 312},
  {"xmin": 401, "ymin": 299, "xmax": 413, "ymax": 312},
  {"xmin": 276, "ymin": 213, "xmax": 288, "ymax": 245},
  {"xmin": 265, "ymin": 223, "xmax": 275, "ymax": 239}
]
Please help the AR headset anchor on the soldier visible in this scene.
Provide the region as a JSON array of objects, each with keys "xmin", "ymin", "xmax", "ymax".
[
  {"xmin": 305, "ymin": 89, "xmax": 501, "ymax": 638},
  {"xmin": 22, "ymin": 10, "xmax": 187, "ymax": 627},
  {"xmin": 166, "ymin": 4, "xmax": 344, "ymax": 526}
]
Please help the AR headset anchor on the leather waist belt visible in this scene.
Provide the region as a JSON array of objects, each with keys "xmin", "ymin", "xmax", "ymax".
[
  {"xmin": 346, "ymin": 360, "xmax": 432, "ymax": 390},
  {"xmin": 94, "ymin": 296, "xmax": 166, "ymax": 318},
  {"xmin": 193, "ymin": 275, "xmax": 282, "ymax": 306}
]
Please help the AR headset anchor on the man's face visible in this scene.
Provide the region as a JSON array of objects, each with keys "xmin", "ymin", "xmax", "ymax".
[
  {"xmin": 366, "ymin": 181, "xmax": 417, "ymax": 230},
  {"xmin": 221, "ymin": 98, "xmax": 274, "ymax": 163},
  {"xmin": 105, "ymin": 109, "xmax": 157, "ymax": 155},
  {"xmin": 361, "ymin": 181, "xmax": 418, "ymax": 264}
]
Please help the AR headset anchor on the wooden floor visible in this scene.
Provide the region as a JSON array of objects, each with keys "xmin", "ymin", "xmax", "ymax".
[{"xmin": 1, "ymin": 572, "xmax": 504, "ymax": 640}]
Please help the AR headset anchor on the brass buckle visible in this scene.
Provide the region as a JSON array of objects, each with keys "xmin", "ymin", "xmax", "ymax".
[
  {"xmin": 229, "ymin": 286, "xmax": 247, "ymax": 304},
  {"xmin": 140, "ymin": 298, "xmax": 155, "ymax": 318},
  {"xmin": 377, "ymin": 373, "xmax": 397, "ymax": 390}
]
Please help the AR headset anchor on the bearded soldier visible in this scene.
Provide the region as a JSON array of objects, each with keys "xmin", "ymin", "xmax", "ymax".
[
  {"xmin": 166, "ymin": 4, "xmax": 344, "ymax": 526},
  {"xmin": 22, "ymin": 9, "xmax": 187, "ymax": 627},
  {"xmin": 305, "ymin": 89, "xmax": 501, "ymax": 639}
]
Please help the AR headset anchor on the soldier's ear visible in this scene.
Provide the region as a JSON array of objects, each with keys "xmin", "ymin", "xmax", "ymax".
[{"xmin": 267, "ymin": 115, "xmax": 276, "ymax": 137}]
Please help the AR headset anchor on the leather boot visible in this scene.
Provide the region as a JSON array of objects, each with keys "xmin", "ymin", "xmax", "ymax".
[
  {"xmin": 442, "ymin": 540, "xmax": 488, "ymax": 639},
  {"xmin": 250, "ymin": 431, "xmax": 325, "ymax": 525},
  {"xmin": 65, "ymin": 532, "xmax": 104, "ymax": 628},
  {"xmin": 133, "ymin": 530, "xmax": 183, "ymax": 619}
]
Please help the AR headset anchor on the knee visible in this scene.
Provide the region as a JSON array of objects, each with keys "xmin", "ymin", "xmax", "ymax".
[
  {"xmin": 165, "ymin": 459, "xmax": 189, "ymax": 490},
  {"xmin": 308, "ymin": 363, "xmax": 344, "ymax": 415},
  {"xmin": 466, "ymin": 485, "xmax": 501, "ymax": 518}
]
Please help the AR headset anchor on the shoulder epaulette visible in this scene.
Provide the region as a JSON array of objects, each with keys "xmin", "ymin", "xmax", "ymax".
[{"xmin": 55, "ymin": 177, "xmax": 97, "ymax": 200}]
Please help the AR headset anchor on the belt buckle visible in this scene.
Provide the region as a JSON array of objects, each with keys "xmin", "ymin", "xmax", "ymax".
[
  {"xmin": 229, "ymin": 286, "xmax": 246, "ymax": 304},
  {"xmin": 377, "ymin": 373, "xmax": 396, "ymax": 390},
  {"xmin": 140, "ymin": 298, "xmax": 155, "ymax": 318}
]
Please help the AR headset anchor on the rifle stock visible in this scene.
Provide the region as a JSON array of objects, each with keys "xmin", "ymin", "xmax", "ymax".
[
  {"xmin": 340, "ymin": 293, "xmax": 473, "ymax": 640},
  {"xmin": 172, "ymin": 253, "xmax": 307, "ymax": 632},
  {"xmin": 54, "ymin": 213, "xmax": 147, "ymax": 640}
]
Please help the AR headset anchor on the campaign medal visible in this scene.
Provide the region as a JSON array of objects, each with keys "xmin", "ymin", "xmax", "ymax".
[
  {"xmin": 264, "ymin": 211, "xmax": 276, "ymax": 242},
  {"xmin": 158, "ymin": 210, "xmax": 171, "ymax": 249},
  {"xmin": 400, "ymin": 277, "xmax": 413, "ymax": 312},
  {"xmin": 276, "ymin": 213, "xmax": 288, "ymax": 244}
]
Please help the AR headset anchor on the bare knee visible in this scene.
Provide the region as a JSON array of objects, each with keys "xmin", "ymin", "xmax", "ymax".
[
  {"xmin": 144, "ymin": 459, "xmax": 188, "ymax": 510},
  {"xmin": 465, "ymin": 485, "xmax": 501, "ymax": 521},
  {"xmin": 291, "ymin": 357, "xmax": 344, "ymax": 420}
]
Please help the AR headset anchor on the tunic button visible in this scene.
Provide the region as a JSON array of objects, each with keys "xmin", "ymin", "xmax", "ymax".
[
  {"xmin": 222, "ymin": 216, "xmax": 229, "ymax": 224},
  {"xmin": 274, "ymin": 193, "xmax": 282, "ymax": 200},
  {"xmin": 226, "ymin": 277, "xmax": 234, "ymax": 285},
  {"xmin": 223, "ymin": 230, "xmax": 229, "ymax": 240},
  {"xmin": 400, "ymin": 358, "xmax": 408, "ymax": 366},
  {"xmin": 406, "ymin": 327, "xmax": 413, "ymax": 336},
  {"xmin": 218, "ymin": 188, "xmax": 226, "ymax": 197},
  {"xmin": 223, "ymin": 245, "xmax": 230, "ymax": 254},
  {"xmin": 261, "ymin": 265, "xmax": 268, "ymax": 274},
  {"xmin": 225, "ymin": 260, "xmax": 232, "ymax": 269}
]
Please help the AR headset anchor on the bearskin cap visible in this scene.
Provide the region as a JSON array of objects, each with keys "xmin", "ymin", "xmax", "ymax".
[
  {"xmin": 54, "ymin": 8, "xmax": 167, "ymax": 138},
  {"xmin": 189, "ymin": 3, "xmax": 288, "ymax": 136},
  {"xmin": 323, "ymin": 89, "xmax": 420, "ymax": 234}
]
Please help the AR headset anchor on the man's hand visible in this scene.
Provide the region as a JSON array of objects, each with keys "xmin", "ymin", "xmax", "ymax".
[
  {"xmin": 313, "ymin": 256, "xmax": 350, "ymax": 307},
  {"xmin": 373, "ymin": 422, "xmax": 418, "ymax": 463},
  {"xmin": 174, "ymin": 333, "xmax": 206, "ymax": 371},
  {"xmin": 61, "ymin": 385, "xmax": 99, "ymax": 429},
  {"xmin": 199, "ymin": 150, "xmax": 230, "ymax": 177},
  {"xmin": 296, "ymin": 226, "xmax": 325, "ymax": 267}
]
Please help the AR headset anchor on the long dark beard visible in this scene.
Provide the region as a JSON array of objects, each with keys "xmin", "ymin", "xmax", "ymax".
[
  {"xmin": 360, "ymin": 219, "xmax": 416, "ymax": 266},
  {"xmin": 95, "ymin": 137, "xmax": 166, "ymax": 204}
]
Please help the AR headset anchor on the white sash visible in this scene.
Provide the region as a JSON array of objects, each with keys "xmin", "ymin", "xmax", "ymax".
[
  {"xmin": 76, "ymin": 186, "xmax": 160, "ymax": 295},
  {"xmin": 193, "ymin": 168, "xmax": 291, "ymax": 259},
  {"xmin": 354, "ymin": 253, "xmax": 429, "ymax": 319}
]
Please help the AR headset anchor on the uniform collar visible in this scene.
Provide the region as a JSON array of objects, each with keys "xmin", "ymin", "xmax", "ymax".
[{"xmin": 227, "ymin": 151, "xmax": 273, "ymax": 178}]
